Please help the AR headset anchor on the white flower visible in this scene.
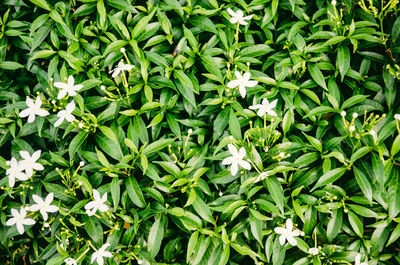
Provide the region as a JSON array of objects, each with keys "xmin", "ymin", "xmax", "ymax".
[
  {"xmin": 55, "ymin": 101, "xmax": 76, "ymax": 127},
  {"xmin": 227, "ymin": 71, "xmax": 258, "ymax": 98},
  {"xmin": 30, "ymin": 193, "xmax": 59, "ymax": 221},
  {"xmin": 91, "ymin": 243, "xmax": 112, "ymax": 265},
  {"xmin": 64, "ymin": 258, "xmax": 77, "ymax": 265},
  {"xmin": 274, "ymin": 219, "xmax": 300, "ymax": 246},
  {"xmin": 352, "ymin": 112, "xmax": 358, "ymax": 118},
  {"xmin": 355, "ymin": 254, "xmax": 367, "ymax": 265},
  {"xmin": 109, "ymin": 61, "xmax": 134, "ymax": 78},
  {"xmin": 85, "ymin": 189, "xmax": 109, "ymax": 216},
  {"xmin": 249, "ymin": 98, "xmax": 278, "ymax": 117},
  {"xmin": 308, "ymin": 247, "xmax": 319, "ymax": 256},
  {"xmin": 19, "ymin": 150, "xmax": 44, "ymax": 178},
  {"xmin": 54, "ymin": 75, "xmax": 83, "ymax": 99},
  {"xmin": 120, "ymin": 47, "xmax": 125, "ymax": 53},
  {"xmin": 227, "ymin": 8, "xmax": 254, "ymax": 25},
  {"xmin": 19, "ymin": 97, "xmax": 50, "ymax": 123},
  {"xmin": 222, "ymin": 144, "xmax": 251, "ymax": 175},
  {"xmin": 255, "ymin": 171, "xmax": 272, "ymax": 183},
  {"xmin": 6, "ymin": 208, "xmax": 35, "ymax": 235},
  {"xmin": 331, "ymin": 0, "xmax": 337, "ymax": 5},
  {"xmin": 6, "ymin": 157, "xmax": 27, "ymax": 188},
  {"xmin": 340, "ymin": 111, "xmax": 346, "ymax": 117},
  {"xmin": 395, "ymin": 114, "xmax": 400, "ymax": 120},
  {"xmin": 349, "ymin": 125, "xmax": 355, "ymax": 132}
]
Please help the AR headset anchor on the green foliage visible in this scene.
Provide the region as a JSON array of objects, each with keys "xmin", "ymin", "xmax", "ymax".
[{"xmin": 1, "ymin": 0, "xmax": 400, "ymax": 265}]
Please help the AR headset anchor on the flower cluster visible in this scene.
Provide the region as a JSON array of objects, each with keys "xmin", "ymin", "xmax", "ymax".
[{"xmin": 6, "ymin": 150, "xmax": 43, "ymax": 187}]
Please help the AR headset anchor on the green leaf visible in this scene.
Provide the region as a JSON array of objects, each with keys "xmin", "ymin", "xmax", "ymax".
[
  {"xmin": 264, "ymin": 176, "xmax": 284, "ymax": 215},
  {"xmin": 148, "ymin": 214, "xmax": 166, "ymax": 258},
  {"xmin": 69, "ymin": 131, "xmax": 88, "ymax": 160},
  {"xmin": 337, "ymin": 46, "xmax": 350, "ymax": 81},
  {"xmin": 84, "ymin": 216, "xmax": 103, "ymax": 244},
  {"xmin": 186, "ymin": 230, "xmax": 199, "ymax": 263},
  {"xmin": 229, "ymin": 108, "xmax": 241, "ymax": 139},
  {"xmin": 174, "ymin": 70, "xmax": 196, "ymax": 108},
  {"xmin": 31, "ymin": 50, "xmax": 57, "ymax": 60},
  {"xmin": 0, "ymin": 61, "xmax": 24, "ymax": 70},
  {"xmin": 304, "ymin": 106, "xmax": 335, "ymax": 118},
  {"xmin": 341, "ymin": 95, "xmax": 368, "ymax": 109},
  {"xmin": 312, "ymin": 167, "xmax": 347, "ymax": 191},
  {"xmin": 111, "ymin": 178, "xmax": 120, "ymax": 209},
  {"xmin": 308, "ymin": 63, "xmax": 327, "ymax": 90},
  {"xmin": 213, "ymin": 107, "xmax": 230, "ymax": 142},
  {"xmin": 353, "ymin": 166, "xmax": 373, "ymax": 203},
  {"xmin": 192, "ymin": 195, "xmax": 215, "ymax": 224},
  {"xmin": 29, "ymin": 0, "xmax": 51, "ymax": 11},
  {"xmin": 348, "ymin": 210, "xmax": 363, "ymax": 237},
  {"xmin": 350, "ymin": 146, "xmax": 372, "ymax": 163},
  {"xmin": 126, "ymin": 175, "xmax": 146, "ymax": 208},
  {"xmin": 189, "ymin": 16, "xmax": 217, "ymax": 34}
]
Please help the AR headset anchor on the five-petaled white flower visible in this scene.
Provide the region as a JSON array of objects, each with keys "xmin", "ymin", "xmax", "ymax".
[
  {"xmin": 274, "ymin": 219, "xmax": 300, "ymax": 246},
  {"xmin": 19, "ymin": 97, "xmax": 50, "ymax": 123},
  {"xmin": 85, "ymin": 189, "xmax": 109, "ymax": 216},
  {"xmin": 227, "ymin": 71, "xmax": 258, "ymax": 98},
  {"xmin": 355, "ymin": 254, "xmax": 367, "ymax": 265},
  {"xmin": 64, "ymin": 258, "xmax": 77, "ymax": 265},
  {"xmin": 308, "ymin": 247, "xmax": 319, "ymax": 256},
  {"xmin": 19, "ymin": 150, "xmax": 44, "ymax": 178},
  {"xmin": 249, "ymin": 98, "xmax": 278, "ymax": 117},
  {"xmin": 6, "ymin": 208, "xmax": 35, "ymax": 235},
  {"xmin": 222, "ymin": 144, "xmax": 251, "ymax": 176},
  {"xmin": 109, "ymin": 61, "xmax": 134, "ymax": 78},
  {"xmin": 6, "ymin": 157, "xmax": 27, "ymax": 188},
  {"xmin": 91, "ymin": 243, "xmax": 112, "ymax": 265},
  {"xmin": 55, "ymin": 101, "xmax": 76, "ymax": 127},
  {"xmin": 30, "ymin": 193, "xmax": 59, "ymax": 221},
  {"xmin": 227, "ymin": 8, "xmax": 254, "ymax": 25},
  {"xmin": 54, "ymin": 75, "xmax": 83, "ymax": 99}
]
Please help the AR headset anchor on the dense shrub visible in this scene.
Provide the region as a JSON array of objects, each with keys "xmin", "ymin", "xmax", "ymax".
[{"xmin": 1, "ymin": 0, "xmax": 400, "ymax": 264}]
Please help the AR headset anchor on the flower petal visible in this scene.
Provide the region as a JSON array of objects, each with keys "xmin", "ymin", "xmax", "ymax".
[
  {"xmin": 19, "ymin": 108, "xmax": 31, "ymax": 118},
  {"xmin": 239, "ymin": 160, "xmax": 251, "ymax": 170},
  {"xmin": 230, "ymin": 161, "xmax": 238, "ymax": 176},
  {"xmin": 227, "ymin": 8, "xmax": 236, "ymax": 17},
  {"xmin": 286, "ymin": 219, "xmax": 293, "ymax": 231},
  {"xmin": 222, "ymin": 156, "xmax": 234, "ymax": 165},
  {"xmin": 57, "ymin": 89, "xmax": 67, "ymax": 99},
  {"xmin": 227, "ymin": 144, "xmax": 238, "ymax": 156},
  {"xmin": 27, "ymin": 113, "xmax": 36, "ymax": 123},
  {"xmin": 246, "ymin": 80, "xmax": 258, "ymax": 87},
  {"xmin": 227, "ymin": 80, "xmax": 239, "ymax": 89},
  {"xmin": 287, "ymin": 236, "xmax": 297, "ymax": 246},
  {"xmin": 239, "ymin": 85, "xmax": 246, "ymax": 98}
]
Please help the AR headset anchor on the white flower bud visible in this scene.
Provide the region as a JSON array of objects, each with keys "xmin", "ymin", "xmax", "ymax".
[
  {"xmin": 120, "ymin": 47, "xmax": 125, "ymax": 53},
  {"xmin": 101, "ymin": 85, "xmax": 106, "ymax": 91},
  {"xmin": 137, "ymin": 260, "xmax": 143, "ymax": 265},
  {"xmin": 349, "ymin": 126, "xmax": 355, "ymax": 132},
  {"xmin": 6, "ymin": 160, "xmax": 10, "ymax": 166},
  {"xmin": 370, "ymin": 130, "xmax": 375, "ymax": 135},
  {"xmin": 279, "ymin": 152, "xmax": 285, "ymax": 158},
  {"xmin": 395, "ymin": 114, "xmax": 400, "ymax": 120},
  {"xmin": 78, "ymin": 122, "xmax": 83, "ymax": 128},
  {"xmin": 44, "ymin": 223, "xmax": 49, "ymax": 228},
  {"xmin": 340, "ymin": 111, "xmax": 346, "ymax": 117},
  {"xmin": 331, "ymin": 0, "xmax": 337, "ymax": 5},
  {"xmin": 188, "ymin": 129, "xmax": 193, "ymax": 134},
  {"xmin": 79, "ymin": 161, "xmax": 85, "ymax": 167},
  {"xmin": 352, "ymin": 112, "xmax": 358, "ymax": 118},
  {"xmin": 219, "ymin": 191, "xmax": 223, "ymax": 197}
]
